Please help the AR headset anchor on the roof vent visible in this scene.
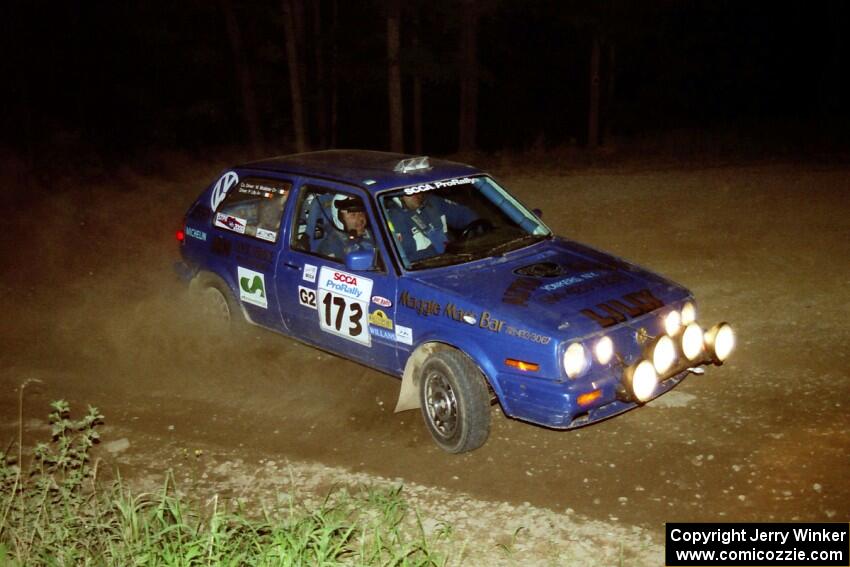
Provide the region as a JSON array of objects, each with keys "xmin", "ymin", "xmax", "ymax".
[{"xmin": 394, "ymin": 156, "xmax": 430, "ymax": 173}]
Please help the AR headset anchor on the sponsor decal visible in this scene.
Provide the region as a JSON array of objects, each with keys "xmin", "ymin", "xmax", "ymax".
[
  {"xmin": 580, "ymin": 289, "xmax": 665, "ymax": 328},
  {"xmin": 400, "ymin": 291, "xmax": 506, "ymax": 335},
  {"xmin": 317, "ymin": 266, "xmax": 374, "ymax": 346},
  {"xmin": 399, "ymin": 290, "xmax": 441, "ymax": 317},
  {"xmin": 298, "ymin": 286, "xmax": 317, "ymax": 309},
  {"xmin": 505, "ymin": 326, "xmax": 551, "ymax": 345},
  {"xmin": 185, "ymin": 227, "xmax": 207, "ymax": 241},
  {"xmin": 501, "ymin": 277, "xmax": 543, "ymax": 307},
  {"xmin": 402, "ymin": 177, "xmax": 475, "ymax": 195},
  {"xmin": 210, "ymin": 171, "xmax": 239, "ymax": 211},
  {"xmin": 541, "ymin": 271, "xmax": 598, "ymax": 292},
  {"xmin": 371, "ymin": 295, "xmax": 392, "ymax": 308},
  {"xmin": 215, "ymin": 212, "xmax": 247, "ymax": 234},
  {"xmin": 256, "ymin": 228, "xmax": 277, "ymax": 242},
  {"xmin": 369, "ymin": 326, "xmax": 396, "ymax": 341},
  {"xmin": 238, "ymin": 267, "xmax": 267, "ymax": 309},
  {"xmin": 369, "ymin": 310, "xmax": 394, "ymax": 330},
  {"xmin": 395, "ymin": 325, "xmax": 413, "ymax": 345},
  {"xmin": 302, "ymin": 264, "xmax": 318, "ymax": 283},
  {"xmin": 540, "ymin": 272, "xmax": 627, "ymax": 305}
]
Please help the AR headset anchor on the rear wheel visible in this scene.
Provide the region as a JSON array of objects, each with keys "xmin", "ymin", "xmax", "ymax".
[
  {"xmin": 418, "ymin": 349, "xmax": 491, "ymax": 453},
  {"xmin": 190, "ymin": 272, "xmax": 243, "ymax": 331}
]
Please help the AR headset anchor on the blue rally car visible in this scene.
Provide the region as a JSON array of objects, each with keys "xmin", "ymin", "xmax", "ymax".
[{"xmin": 176, "ymin": 150, "xmax": 735, "ymax": 453}]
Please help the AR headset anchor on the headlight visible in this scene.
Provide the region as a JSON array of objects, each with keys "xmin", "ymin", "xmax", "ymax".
[
  {"xmin": 652, "ymin": 335, "xmax": 676, "ymax": 375},
  {"xmin": 681, "ymin": 302, "xmax": 696, "ymax": 325},
  {"xmin": 664, "ymin": 310, "xmax": 681, "ymax": 336},
  {"xmin": 681, "ymin": 322, "xmax": 704, "ymax": 361},
  {"xmin": 629, "ymin": 360, "xmax": 658, "ymax": 402},
  {"xmin": 564, "ymin": 342, "xmax": 589, "ymax": 379},
  {"xmin": 706, "ymin": 323, "xmax": 735, "ymax": 362},
  {"xmin": 594, "ymin": 336, "xmax": 614, "ymax": 365}
]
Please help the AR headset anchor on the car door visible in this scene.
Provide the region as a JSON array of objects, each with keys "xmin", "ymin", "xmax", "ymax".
[
  {"xmin": 207, "ymin": 172, "xmax": 293, "ymax": 331},
  {"xmin": 275, "ymin": 181, "xmax": 401, "ymax": 375}
]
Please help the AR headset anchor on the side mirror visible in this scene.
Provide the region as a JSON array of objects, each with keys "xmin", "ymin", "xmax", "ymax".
[
  {"xmin": 532, "ymin": 208, "xmax": 543, "ymax": 219},
  {"xmin": 345, "ymin": 249, "xmax": 375, "ymax": 271}
]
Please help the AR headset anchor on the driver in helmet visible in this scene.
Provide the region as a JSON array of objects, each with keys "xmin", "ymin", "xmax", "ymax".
[
  {"xmin": 317, "ymin": 195, "xmax": 375, "ymax": 260},
  {"xmin": 386, "ymin": 191, "xmax": 478, "ymax": 263}
]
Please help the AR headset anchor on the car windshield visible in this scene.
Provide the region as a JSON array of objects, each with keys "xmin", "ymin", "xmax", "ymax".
[{"xmin": 379, "ymin": 175, "xmax": 551, "ymax": 270}]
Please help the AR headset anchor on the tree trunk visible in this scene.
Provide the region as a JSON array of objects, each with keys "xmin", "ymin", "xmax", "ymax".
[
  {"xmin": 283, "ymin": 0, "xmax": 308, "ymax": 152},
  {"xmin": 458, "ymin": 0, "xmax": 478, "ymax": 153},
  {"xmin": 411, "ymin": 15, "xmax": 423, "ymax": 155},
  {"xmin": 312, "ymin": 0, "xmax": 327, "ymax": 148},
  {"xmin": 603, "ymin": 41, "xmax": 616, "ymax": 147},
  {"xmin": 587, "ymin": 34, "xmax": 601, "ymax": 150},
  {"xmin": 387, "ymin": 0, "xmax": 404, "ymax": 153},
  {"xmin": 220, "ymin": 0, "xmax": 264, "ymax": 155},
  {"xmin": 330, "ymin": 0, "xmax": 339, "ymax": 148}
]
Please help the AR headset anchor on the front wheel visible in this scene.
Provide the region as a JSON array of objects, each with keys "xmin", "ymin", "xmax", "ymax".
[{"xmin": 418, "ymin": 349, "xmax": 491, "ymax": 453}]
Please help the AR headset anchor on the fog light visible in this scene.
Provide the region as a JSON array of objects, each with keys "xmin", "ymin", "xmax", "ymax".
[
  {"xmin": 595, "ymin": 336, "xmax": 614, "ymax": 365},
  {"xmin": 681, "ymin": 322, "xmax": 704, "ymax": 361},
  {"xmin": 705, "ymin": 322, "xmax": 735, "ymax": 363},
  {"xmin": 652, "ymin": 335, "xmax": 676, "ymax": 375},
  {"xmin": 664, "ymin": 310, "xmax": 681, "ymax": 336},
  {"xmin": 628, "ymin": 360, "xmax": 658, "ymax": 402}
]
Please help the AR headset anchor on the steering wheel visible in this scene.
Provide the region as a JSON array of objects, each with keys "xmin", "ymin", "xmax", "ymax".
[{"xmin": 460, "ymin": 218, "xmax": 494, "ymax": 240}]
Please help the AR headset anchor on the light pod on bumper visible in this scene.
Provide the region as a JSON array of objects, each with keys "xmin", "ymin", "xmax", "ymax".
[
  {"xmin": 681, "ymin": 322, "xmax": 705, "ymax": 361},
  {"xmin": 624, "ymin": 360, "xmax": 658, "ymax": 402},
  {"xmin": 705, "ymin": 322, "xmax": 735, "ymax": 363},
  {"xmin": 664, "ymin": 310, "xmax": 682, "ymax": 336},
  {"xmin": 594, "ymin": 336, "xmax": 614, "ymax": 365},
  {"xmin": 651, "ymin": 335, "xmax": 677, "ymax": 375}
]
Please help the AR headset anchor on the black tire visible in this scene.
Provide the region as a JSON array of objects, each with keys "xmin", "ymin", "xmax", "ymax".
[
  {"xmin": 190, "ymin": 272, "xmax": 244, "ymax": 331},
  {"xmin": 418, "ymin": 349, "xmax": 491, "ymax": 453}
]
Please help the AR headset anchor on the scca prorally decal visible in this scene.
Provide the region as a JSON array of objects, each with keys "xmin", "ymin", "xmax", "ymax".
[
  {"xmin": 317, "ymin": 267, "xmax": 374, "ymax": 346},
  {"xmin": 371, "ymin": 295, "xmax": 392, "ymax": 308},
  {"xmin": 185, "ymin": 227, "xmax": 207, "ymax": 241},
  {"xmin": 402, "ymin": 177, "xmax": 475, "ymax": 195},
  {"xmin": 238, "ymin": 267, "xmax": 267, "ymax": 309},
  {"xmin": 210, "ymin": 171, "xmax": 239, "ymax": 211},
  {"xmin": 580, "ymin": 289, "xmax": 665, "ymax": 328}
]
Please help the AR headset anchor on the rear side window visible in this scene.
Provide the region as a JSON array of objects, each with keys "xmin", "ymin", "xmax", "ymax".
[{"xmin": 214, "ymin": 177, "xmax": 291, "ymax": 242}]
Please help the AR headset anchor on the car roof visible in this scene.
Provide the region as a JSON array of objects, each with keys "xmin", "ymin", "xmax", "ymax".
[{"xmin": 240, "ymin": 150, "xmax": 483, "ymax": 194}]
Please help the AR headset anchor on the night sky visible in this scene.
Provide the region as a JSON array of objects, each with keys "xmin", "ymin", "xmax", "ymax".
[{"xmin": 3, "ymin": 1, "xmax": 848, "ymax": 163}]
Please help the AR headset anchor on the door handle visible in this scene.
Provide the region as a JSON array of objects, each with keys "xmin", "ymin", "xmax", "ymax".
[{"xmin": 283, "ymin": 261, "xmax": 301, "ymax": 270}]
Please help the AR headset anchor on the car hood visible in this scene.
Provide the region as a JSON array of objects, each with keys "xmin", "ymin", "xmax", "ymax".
[{"xmin": 408, "ymin": 238, "xmax": 691, "ymax": 340}]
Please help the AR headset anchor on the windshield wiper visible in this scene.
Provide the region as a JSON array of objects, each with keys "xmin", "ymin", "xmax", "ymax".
[
  {"xmin": 408, "ymin": 252, "xmax": 475, "ymax": 270},
  {"xmin": 485, "ymin": 233, "xmax": 550, "ymax": 257}
]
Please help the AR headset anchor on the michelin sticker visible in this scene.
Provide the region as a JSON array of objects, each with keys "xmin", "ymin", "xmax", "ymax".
[
  {"xmin": 210, "ymin": 171, "xmax": 239, "ymax": 211},
  {"xmin": 317, "ymin": 266, "xmax": 373, "ymax": 346},
  {"xmin": 303, "ymin": 264, "xmax": 317, "ymax": 283},
  {"xmin": 238, "ymin": 267, "xmax": 267, "ymax": 309}
]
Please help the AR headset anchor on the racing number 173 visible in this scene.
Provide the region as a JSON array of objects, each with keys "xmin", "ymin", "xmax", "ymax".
[{"xmin": 322, "ymin": 293, "xmax": 363, "ymax": 337}]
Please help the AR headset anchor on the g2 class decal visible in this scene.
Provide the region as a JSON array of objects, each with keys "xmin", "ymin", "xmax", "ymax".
[{"xmin": 298, "ymin": 286, "xmax": 317, "ymax": 309}]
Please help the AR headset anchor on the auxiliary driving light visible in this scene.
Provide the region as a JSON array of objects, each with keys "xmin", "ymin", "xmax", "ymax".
[
  {"xmin": 681, "ymin": 302, "xmax": 697, "ymax": 325},
  {"xmin": 681, "ymin": 322, "xmax": 705, "ymax": 361},
  {"xmin": 626, "ymin": 360, "xmax": 658, "ymax": 402},
  {"xmin": 594, "ymin": 336, "xmax": 614, "ymax": 365},
  {"xmin": 652, "ymin": 335, "xmax": 677, "ymax": 375},
  {"xmin": 664, "ymin": 310, "xmax": 682, "ymax": 336},
  {"xmin": 705, "ymin": 322, "xmax": 735, "ymax": 363},
  {"xmin": 564, "ymin": 342, "xmax": 589, "ymax": 379}
]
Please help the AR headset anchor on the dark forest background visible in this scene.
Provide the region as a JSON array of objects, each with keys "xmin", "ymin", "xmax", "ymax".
[{"xmin": 2, "ymin": 0, "xmax": 848, "ymax": 169}]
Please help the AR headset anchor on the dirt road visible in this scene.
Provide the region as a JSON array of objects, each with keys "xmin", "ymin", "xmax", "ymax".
[{"xmin": 2, "ymin": 157, "xmax": 848, "ymax": 563}]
